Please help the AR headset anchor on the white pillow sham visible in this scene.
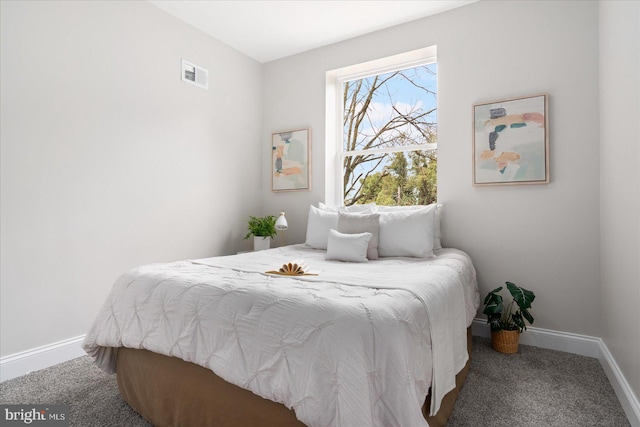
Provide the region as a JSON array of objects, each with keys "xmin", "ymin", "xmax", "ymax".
[
  {"xmin": 375, "ymin": 203, "xmax": 443, "ymax": 250},
  {"xmin": 305, "ymin": 205, "xmax": 338, "ymax": 249},
  {"xmin": 338, "ymin": 212, "xmax": 380, "ymax": 260},
  {"xmin": 326, "ymin": 229, "xmax": 372, "ymax": 263},
  {"xmin": 378, "ymin": 205, "xmax": 436, "ymax": 258}
]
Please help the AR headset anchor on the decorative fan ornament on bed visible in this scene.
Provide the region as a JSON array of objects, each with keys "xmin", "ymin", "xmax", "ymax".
[{"xmin": 266, "ymin": 260, "xmax": 318, "ymax": 276}]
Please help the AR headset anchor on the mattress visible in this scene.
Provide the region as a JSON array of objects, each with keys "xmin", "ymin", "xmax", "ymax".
[{"xmin": 83, "ymin": 245, "xmax": 479, "ymax": 427}]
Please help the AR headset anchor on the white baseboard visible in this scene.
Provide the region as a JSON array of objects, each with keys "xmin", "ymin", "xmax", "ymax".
[
  {"xmin": 0, "ymin": 335, "xmax": 86, "ymax": 382},
  {"xmin": 598, "ymin": 338, "xmax": 640, "ymax": 427},
  {"xmin": 471, "ymin": 318, "xmax": 602, "ymax": 357},
  {"xmin": 472, "ymin": 318, "xmax": 640, "ymax": 427}
]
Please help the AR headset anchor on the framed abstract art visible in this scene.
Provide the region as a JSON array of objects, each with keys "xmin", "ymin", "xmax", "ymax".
[
  {"xmin": 473, "ymin": 94, "xmax": 549, "ymax": 186},
  {"xmin": 271, "ymin": 128, "xmax": 311, "ymax": 192}
]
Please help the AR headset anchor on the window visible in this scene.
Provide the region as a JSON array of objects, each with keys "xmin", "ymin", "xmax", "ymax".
[{"xmin": 326, "ymin": 46, "xmax": 437, "ymax": 207}]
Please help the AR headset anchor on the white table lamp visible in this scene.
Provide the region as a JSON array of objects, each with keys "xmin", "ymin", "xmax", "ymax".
[{"xmin": 275, "ymin": 211, "xmax": 288, "ymax": 246}]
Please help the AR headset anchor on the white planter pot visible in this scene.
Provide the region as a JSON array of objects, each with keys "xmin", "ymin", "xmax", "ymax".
[{"xmin": 253, "ymin": 236, "xmax": 271, "ymax": 251}]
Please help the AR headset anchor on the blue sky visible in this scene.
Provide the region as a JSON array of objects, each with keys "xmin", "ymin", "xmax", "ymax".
[{"xmin": 344, "ymin": 62, "xmax": 438, "ymax": 151}]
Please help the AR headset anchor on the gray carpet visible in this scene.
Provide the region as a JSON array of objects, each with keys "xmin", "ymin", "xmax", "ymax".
[
  {"xmin": 448, "ymin": 337, "xmax": 630, "ymax": 427},
  {"xmin": 0, "ymin": 337, "xmax": 630, "ymax": 426}
]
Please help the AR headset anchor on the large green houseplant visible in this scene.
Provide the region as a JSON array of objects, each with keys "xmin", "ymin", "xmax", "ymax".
[
  {"xmin": 482, "ymin": 281, "xmax": 536, "ymax": 353},
  {"xmin": 244, "ymin": 215, "xmax": 277, "ymax": 251}
]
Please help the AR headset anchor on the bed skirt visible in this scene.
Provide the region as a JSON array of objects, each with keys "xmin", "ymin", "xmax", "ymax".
[{"xmin": 116, "ymin": 328, "xmax": 473, "ymax": 427}]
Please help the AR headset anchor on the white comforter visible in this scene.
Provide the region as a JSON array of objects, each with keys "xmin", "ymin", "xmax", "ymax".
[{"xmin": 83, "ymin": 245, "xmax": 479, "ymax": 427}]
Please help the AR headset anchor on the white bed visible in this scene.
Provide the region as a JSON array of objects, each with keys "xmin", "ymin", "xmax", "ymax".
[{"xmin": 84, "ymin": 244, "xmax": 479, "ymax": 427}]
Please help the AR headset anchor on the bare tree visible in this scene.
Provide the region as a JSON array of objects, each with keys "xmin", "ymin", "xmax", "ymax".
[{"xmin": 342, "ymin": 66, "xmax": 436, "ymax": 205}]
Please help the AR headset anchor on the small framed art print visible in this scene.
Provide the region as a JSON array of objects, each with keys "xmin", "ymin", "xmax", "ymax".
[
  {"xmin": 473, "ymin": 94, "xmax": 549, "ymax": 186},
  {"xmin": 272, "ymin": 128, "xmax": 311, "ymax": 192}
]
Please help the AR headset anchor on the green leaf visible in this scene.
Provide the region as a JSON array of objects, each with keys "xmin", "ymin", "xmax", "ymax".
[
  {"xmin": 521, "ymin": 308, "xmax": 534, "ymax": 324},
  {"xmin": 483, "ymin": 287, "xmax": 503, "ymax": 305},
  {"xmin": 483, "ymin": 292, "xmax": 503, "ymax": 307},
  {"xmin": 488, "ymin": 313, "xmax": 502, "ymax": 331},
  {"xmin": 482, "ymin": 302, "xmax": 503, "ymax": 315},
  {"xmin": 506, "ymin": 282, "xmax": 535, "ymax": 310},
  {"xmin": 512, "ymin": 311, "xmax": 525, "ymax": 332}
]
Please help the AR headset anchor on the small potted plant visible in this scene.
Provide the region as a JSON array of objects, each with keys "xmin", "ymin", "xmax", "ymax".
[
  {"xmin": 482, "ymin": 281, "xmax": 536, "ymax": 354},
  {"xmin": 244, "ymin": 215, "xmax": 277, "ymax": 251}
]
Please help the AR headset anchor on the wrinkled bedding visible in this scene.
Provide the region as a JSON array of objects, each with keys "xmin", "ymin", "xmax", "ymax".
[{"xmin": 83, "ymin": 245, "xmax": 479, "ymax": 427}]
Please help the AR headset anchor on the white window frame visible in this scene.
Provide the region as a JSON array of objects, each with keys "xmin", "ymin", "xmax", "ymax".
[{"xmin": 325, "ymin": 45, "xmax": 438, "ymax": 206}]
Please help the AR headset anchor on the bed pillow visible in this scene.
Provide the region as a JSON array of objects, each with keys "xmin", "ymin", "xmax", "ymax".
[
  {"xmin": 318, "ymin": 202, "xmax": 377, "ymax": 213},
  {"xmin": 326, "ymin": 229, "xmax": 372, "ymax": 263},
  {"xmin": 378, "ymin": 205, "xmax": 436, "ymax": 258},
  {"xmin": 376, "ymin": 203, "xmax": 443, "ymax": 250},
  {"xmin": 433, "ymin": 203, "xmax": 442, "ymax": 250},
  {"xmin": 338, "ymin": 212, "xmax": 380, "ymax": 260},
  {"xmin": 305, "ymin": 205, "xmax": 339, "ymax": 249}
]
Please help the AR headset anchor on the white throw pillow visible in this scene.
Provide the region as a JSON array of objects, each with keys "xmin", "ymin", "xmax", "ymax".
[
  {"xmin": 305, "ymin": 205, "xmax": 339, "ymax": 249},
  {"xmin": 375, "ymin": 203, "xmax": 443, "ymax": 250},
  {"xmin": 326, "ymin": 229, "xmax": 372, "ymax": 263},
  {"xmin": 337, "ymin": 212, "xmax": 380, "ymax": 260},
  {"xmin": 378, "ymin": 205, "xmax": 436, "ymax": 258},
  {"xmin": 318, "ymin": 202, "xmax": 377, "ymax": 213}
]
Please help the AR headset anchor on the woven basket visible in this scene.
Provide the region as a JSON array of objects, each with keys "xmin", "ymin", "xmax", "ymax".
[{"xmin": 491, "ymin": 329, "xmax": 520, "ymax": 354}]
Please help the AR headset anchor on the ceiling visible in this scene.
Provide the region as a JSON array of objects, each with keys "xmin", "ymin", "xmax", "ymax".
[{"xmin": 148, "ymin": 1, "xmax": 477, "ymax": 63}]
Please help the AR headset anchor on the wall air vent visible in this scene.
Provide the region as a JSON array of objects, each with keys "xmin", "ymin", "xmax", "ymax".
[{"xmin": 181, "ymin": 59, "xmax": 208, "ymax": 90}]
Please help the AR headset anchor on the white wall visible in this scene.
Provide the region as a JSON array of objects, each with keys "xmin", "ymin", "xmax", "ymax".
[
  {"xmin": 262, "ymin": 1, "xmax": 601, "ymax": 336},
  {"xmin": 599, "ymin": 0, "xmax": 640, "ymax": 402},
  {"xmin": 0, "ymin": 1, "xmax": 262, "ymax": 357}
]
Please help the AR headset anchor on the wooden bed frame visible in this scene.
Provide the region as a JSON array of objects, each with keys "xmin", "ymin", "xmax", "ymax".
[{"xmin": 115, "ymin": 328, "xmax": 472, "ymax": 427}]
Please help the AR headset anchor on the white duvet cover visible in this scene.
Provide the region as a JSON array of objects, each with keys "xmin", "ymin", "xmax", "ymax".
[{"xmin": 83, "ymin": 245, "xmax": 479, "ymax": 427}]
